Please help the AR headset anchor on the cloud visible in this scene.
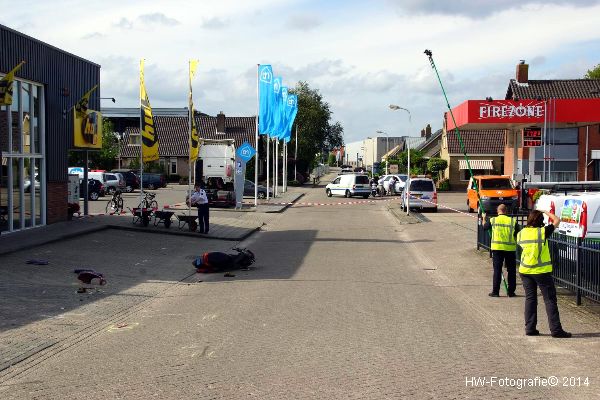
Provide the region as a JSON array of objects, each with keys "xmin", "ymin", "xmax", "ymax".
[
  {"xmin": 113, "ymin": 17, "xmax": 133, "ymax": 29},
  {"xmin": 138, "ymin": 13, "xmax": 180, "ymax": 27},
  {"xmin": 287, "ymin": 13, "xmax": 322, "ymax": 31},
  {"xmin": 82, "ymin": 32, "xmax": 106, "ymax": 40},
  {"xmin": 387, "ymin": 0, "xmax": 600, "ymax": 18},
  {"xmin": 201, "ymin": 17, "xmax": 228, "ymax": 29}
]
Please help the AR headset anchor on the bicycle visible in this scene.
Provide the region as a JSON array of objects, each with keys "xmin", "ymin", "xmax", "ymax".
[
  {"xmin": 105, "ymin": 190, "xmax": 124, "ymax": 214},
  {"xmin": 138, "ymin": 192, "xmax": 158, "ymax": 210}
]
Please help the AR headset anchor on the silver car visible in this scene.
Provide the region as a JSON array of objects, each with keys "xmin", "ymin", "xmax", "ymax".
[
  {"xmin": 103, "ymin": 172, "xmax": 126, "ymax": 194},
  {"xmin": 401, "ymin": 177, "xmax": 437, "ymax": 211}
]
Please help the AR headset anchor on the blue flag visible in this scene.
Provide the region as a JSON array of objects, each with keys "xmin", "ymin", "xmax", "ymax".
[
  {"xmin": 269, "ymin": 77, "xmax": 282, "ymax": 137},
  {"xmin": 282, "ymin": 94, "xmax": 298, "ymax": 143},
  {"xmin": 258, "ymin": 64, "xmax": 273, "ymax": 135},
  {"xmin": 274, "ymin": 86, "xmax": 288, "ymax": 140}
]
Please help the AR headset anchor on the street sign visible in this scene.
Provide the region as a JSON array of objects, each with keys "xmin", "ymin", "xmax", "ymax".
[
  {"xmin": 523, "ymin": 127, "xmax": 542, "ymax": 147},
  {"xmin": 236, "ymin": 142, "xmax": 256, "ymax": 163}
]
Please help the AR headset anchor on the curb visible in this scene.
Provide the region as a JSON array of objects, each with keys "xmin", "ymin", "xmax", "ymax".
[
  {"xmin": 261, "ymin": 193, "xmax": 305, "ymax": 213},
  {"xmin": 106, "ymin": 223, "xmax": 262, "ymax": 242}
]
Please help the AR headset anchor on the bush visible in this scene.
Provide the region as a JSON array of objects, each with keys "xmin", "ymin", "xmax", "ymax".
[
  {"xmin": 437, "ymin": 178, "xmax": 450, "ymax": 191},
  {"xmin": 178, "ymin": 177, "xmax": 188, "ymax": 185}
]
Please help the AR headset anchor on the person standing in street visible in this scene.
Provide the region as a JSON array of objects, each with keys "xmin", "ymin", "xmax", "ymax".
[
  {"xmin": 517, "ymin": 209, "xmax": 571, "ymax": 338},
  {"xmin": 482, "ymin": 204, "xmax": 519, "ymax": 297}
]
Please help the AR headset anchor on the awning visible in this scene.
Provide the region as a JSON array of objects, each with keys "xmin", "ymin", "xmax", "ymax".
[{"xmin": 459, "ymin": 159, "xmax": 493, "ymax": 170}]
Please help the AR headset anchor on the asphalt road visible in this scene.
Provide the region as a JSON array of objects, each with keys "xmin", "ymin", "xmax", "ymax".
[{"xmin": 2, "ymin": 181, "xmax": 600, "ymax": 399}]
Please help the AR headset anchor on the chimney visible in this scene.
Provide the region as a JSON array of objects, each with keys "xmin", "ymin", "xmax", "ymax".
[
  {"xmin": 425, "ymin": 124, "xmax": 432, "ymax": 139},
  {"xmin": 217, "ymin": 111, "xmax": 225, "ymax": 133},
  {"xmin": 516, "ymin": 60, "xmax": 528, "ymax": 84},
  {"xmin": 421, "ymin": 128, "xmax": 426, "ymax": 138}
]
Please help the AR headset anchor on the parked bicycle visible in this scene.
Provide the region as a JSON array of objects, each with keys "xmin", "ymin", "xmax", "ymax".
[
  {"xmin": 105, "ymin": 190, "xmax": 124, "ymax": 214},
  {"xmin": 138, "ymin": 191, "xmax": 158, "ymax": 210}
]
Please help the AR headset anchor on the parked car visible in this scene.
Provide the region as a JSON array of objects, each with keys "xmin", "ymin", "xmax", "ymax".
[
  {"xmin": 244, "ymin": 180, "xmax": 273, "ymax": 199},
  {"xmin": 325, "ymin": 174, "xmax": 370, "ymax": 198},
  {"xmin": 141, "ymin": 173, "xmax": 167, "ymax": 190},
  {"xmin": 80, "ymin": 178, "xmax": 105, "ymax": 201},
  {"xmin": 467, "ymin": 175, "xmax": 519, "ymax": 214},
  {"xmin": 339, "ymin": 165, "xmax": 354, "ymax": 174},
  {"xmin": 380, "ymin": 174, "xmax": 408, "ymax": 195},
  {"xmin": 103, "ymin": 172, "xmax": 126, "ymax": 194},
  {"xmin": 24, "ymin": 174, "xmax": 40, "ymax": 191},
  {"xmin": 111, "ymin": 169, "xmax": 140, "ymax": 193},
  {"xmin": 401, "ymin": 177, "xmax": 437, "ymax": 212},
  {"xmin": 536, "ymin": 192, "xmax": 600, "ymax": 240}
]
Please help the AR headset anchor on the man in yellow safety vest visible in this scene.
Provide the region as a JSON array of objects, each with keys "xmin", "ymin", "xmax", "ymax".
[
  {"xmin": 482, "ymin": 204, "xmax": 519, "ymax": 297},
  {"xmin": 517, "ymin": 209, "xmax": 571, "ymax": 338}
]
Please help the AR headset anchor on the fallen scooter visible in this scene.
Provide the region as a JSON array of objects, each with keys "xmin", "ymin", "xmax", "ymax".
[{"xmin": 192, "ymin": 247, "xmax": 255, "ymax": 273}]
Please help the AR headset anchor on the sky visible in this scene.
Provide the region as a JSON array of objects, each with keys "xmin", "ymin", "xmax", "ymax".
[{"xmin": 2, "ymin": 0, "xmax": 600, "ymax": 143}]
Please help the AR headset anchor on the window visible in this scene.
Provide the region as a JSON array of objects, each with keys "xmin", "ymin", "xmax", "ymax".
[
  {"xmin": 480, "ymin": 178, "xmax": 513, "ymax": 190},
  {"xmin": 410, "ymin": 180, "xmax": 434, "ymax": 191},
  {"xmin": 355, "ymin": 176, "xmax": 370, "ymax": 184},
  {"xmin": 1, "ymin": 78, "xmax": 45, "ymax": 232},
  {"xmin": 332, "ymin": 177, "xmax": 340, "ymax": 184},
  {"xmin": 128, "ymin": 134, "xmax": 141, "ymax": 146},
  {"xmin": 170, "ymin": 158, "xmax": 177, "ymax": 175}
]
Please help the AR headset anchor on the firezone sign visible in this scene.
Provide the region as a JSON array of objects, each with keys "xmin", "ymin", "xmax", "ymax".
[{"xmin": 523, "ymin": 127, "xmax": 542, "ymax": 147}]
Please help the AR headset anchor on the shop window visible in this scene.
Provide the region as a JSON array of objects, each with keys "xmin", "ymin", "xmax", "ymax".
[{"xmin": 128, "ymin": 133, "xmax": 141, "ymax": 146}]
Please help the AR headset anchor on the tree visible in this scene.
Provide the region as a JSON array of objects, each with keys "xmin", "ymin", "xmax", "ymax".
[
  {"xmin": 584, "ymin": 64, "xmax": 600, "ymax": 79},
  {"xmin": 327, "ymin": 153, "xmax": 336, "ymax": 166},
  {"xmin": 427, "ymin": 157, "xmax": 448, "ymax": 181},
  {"xmin": 289, "ymin": 82, "xmax": 344, "ymax": 175},
  {"xmin": 397, "ymin": 149, "xmax": 425, "ymax": 174}
]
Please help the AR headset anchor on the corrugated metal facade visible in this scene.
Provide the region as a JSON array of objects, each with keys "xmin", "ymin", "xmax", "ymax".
[{"xmin": 0, "ymin": 24, "xmax": 100, "ymax": 182}]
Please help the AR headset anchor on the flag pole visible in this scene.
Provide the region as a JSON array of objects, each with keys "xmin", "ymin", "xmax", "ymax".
[
  {"xmin": 294, "ymin": 125, "xmax": 298, "ymax": 181},
  {"xmin": 283, "ymin": 142, "xmax": 287, "ymax": 192},
  {"xmin": 187, "ymin": 61, "xmax": 192, "ymax": 218},
  {"xmin": 139, "ymin": 59, "xmax": 144, "ymax": 210},
  {"xmin": 275, "ymin": 139, "xmax": 279, "ymax": 197},
  {"xmin": 254, "ymin": 64, "xmax": 259, "ymax": 206},
  {"xmin": 266, "ymin": 133, "xmax": 270, "ymax": 200}
]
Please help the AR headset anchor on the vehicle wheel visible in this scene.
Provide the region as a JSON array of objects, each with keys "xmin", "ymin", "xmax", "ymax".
[
  {"xmin": 89, "ymin": 191, "xmax": 99, "ymax": 201},
  {"xmin": 150, "ymin": 200, "xmax": 158, "ymax": 210},
  {"xmin": 164, "ymin": 219, "xmax": 172, "ymax": 229},
  {"xmin": 344, "ymin": 190, "xmax": 351, "ymax": 198},
  {"xmin": 117, "ymin": 198, "xmax": 124, "ymax": 213},
  {"xmin": 147, "ymin": 183, "xmax": 156, "ymax": 190},
  {"xmin": 105, "ymin": 201, "xmax": 113, "ymax": 214},
  {"xmin": 189, "ymin": 221, "xmax": 198, "ymax": 232},
  {"xmin": 467, "ymin": 201, "xmax": 474, "ymax": 213},
  {"xmin": 326, "ymin": 189, "xmax": 332, "ymax": 197},
  {"xmin": 257, "ymin": 191, "xmax": 266, "ymax": 199},
  {"xmin": 125, "ymin": 185, "xmax": 133, "ymax": 193}
]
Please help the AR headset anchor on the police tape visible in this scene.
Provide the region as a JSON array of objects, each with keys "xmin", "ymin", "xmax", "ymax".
[{"xmin": 406, "ymin": 195, "xmax": 477, "ymax": 219}]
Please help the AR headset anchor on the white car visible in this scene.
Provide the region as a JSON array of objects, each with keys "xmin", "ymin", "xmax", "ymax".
[
  {"xmin": 401, "ymin": 177, "xmax": 437, "ymax": 211},
  {"xmin": 326, "ymin": 174, "xmax": 371, "ymax": 198},
  {"xmin": 379, "ymin": 174, "xmax": 408, "ymax": 195},
  {"xmin": 536, "ymin": 192, "xmax": 600, "ymax": 240}
]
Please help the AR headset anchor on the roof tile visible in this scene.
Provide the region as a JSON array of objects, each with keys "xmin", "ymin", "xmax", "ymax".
[{"xmin": 446, "ymin": 130, "xmax": 505, "ymax": 154}]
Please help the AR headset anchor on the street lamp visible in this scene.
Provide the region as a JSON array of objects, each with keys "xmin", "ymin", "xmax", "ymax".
[
  {"xmin": 389, "ymin": 104, "xmax": 412, "ymax": 215},
  {"xmin": 366, "ymin": 136, "xmax": 375, "ymax": 175},
  {"xmin": 376, "ymin": 130, "xmax": 389, "ymax": 174},
  {"xmin": 101, "ymin": 97, "xmax": 116, "ymax": 103}
]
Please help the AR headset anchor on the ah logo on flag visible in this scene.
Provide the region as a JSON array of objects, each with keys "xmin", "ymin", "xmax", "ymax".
[
  {"xmin": 260, "ymin": 66, "xmax": 273, "ymax": 84},
  {"xmin": 237, "ymin": 142, "xmax": 256, "ymax": 163}
]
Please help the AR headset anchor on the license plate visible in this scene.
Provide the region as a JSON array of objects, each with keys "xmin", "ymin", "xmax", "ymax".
[{"xmin": 413, "ymin": 194, "xmax": 422, "ymax": 198}]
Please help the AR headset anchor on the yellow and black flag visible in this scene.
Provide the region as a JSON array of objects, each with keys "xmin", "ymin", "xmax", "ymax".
[
  {"xmin": 140, "ymin": 59, "xmax": 159, "ymax": 162},
  {"xmin": 74, "ymin": 85, "xmax": 98, "ymax": 118},
  {"xmin": 189, "ymin": 60, "xmax": 199, "ymax": 163},
  {"xmin": 0, "ymin": 61, "xmax": 25, "ymax": 106}
]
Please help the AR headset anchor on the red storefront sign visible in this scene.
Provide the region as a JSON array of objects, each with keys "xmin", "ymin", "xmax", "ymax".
[{"xmin": 446, "ymin": 99, "xmax": 600, "ymax": 130}]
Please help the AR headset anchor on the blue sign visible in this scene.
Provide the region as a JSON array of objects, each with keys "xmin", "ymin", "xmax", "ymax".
[{"xmin": 236, "ymin": 142, "xmax": 256, "ymax": 163}]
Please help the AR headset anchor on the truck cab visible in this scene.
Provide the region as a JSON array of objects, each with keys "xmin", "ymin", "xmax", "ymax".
[{"xmin": 467, "ymin": 175, "xmax": 519, "ymax": 214}]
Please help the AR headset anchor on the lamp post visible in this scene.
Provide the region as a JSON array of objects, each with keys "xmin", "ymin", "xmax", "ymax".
[
  {"xmin": 389, "ymin": 104, "xmax": 412, "ymax": 215},
  {"xmin": 376, "ymin": 130, "xmax": 388, "ymax": 174},
  {"xmin": 100, "ymin": 97, "xmax": 116, "ymax": 103},
  {"xmin": 366, "ymin": 136, "xmax": 375, "ymax": 175}
]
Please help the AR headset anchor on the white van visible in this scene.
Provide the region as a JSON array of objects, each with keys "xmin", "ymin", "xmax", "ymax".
[
  {"xmin": 536, "ymin": 192, "xmax": 600, "ymax": 239},
  {"xmin": 326, "ymin": 174, "xmax": 371, "ymax": 198},
  {"xmin": 401, "ymin": 177, "xmax": 437, "ymax": 211}
]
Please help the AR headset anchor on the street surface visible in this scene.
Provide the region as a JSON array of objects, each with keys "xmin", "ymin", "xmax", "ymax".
[{"xmin": 1, "ymin": 175, "xmax": 600, "ymax": 399}]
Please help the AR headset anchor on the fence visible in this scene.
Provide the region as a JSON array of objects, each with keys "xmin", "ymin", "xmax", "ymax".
[{"xmin": 477, "ymin": 214, "xmax": 600, "ymax": 305}]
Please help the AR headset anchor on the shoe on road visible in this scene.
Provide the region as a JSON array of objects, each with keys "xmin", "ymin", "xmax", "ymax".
[
  {"xmin": 488, "ymin": 292, "xmax": 499, "ymax": 297},
  {"xmin": 526, "ymin": 330, "xmax": 540, "ymax": 336}
]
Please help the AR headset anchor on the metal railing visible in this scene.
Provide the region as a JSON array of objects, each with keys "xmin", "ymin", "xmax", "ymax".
[{"xmin": 477, "ymin": 214, "xmax": 600, "ymax": 305}]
